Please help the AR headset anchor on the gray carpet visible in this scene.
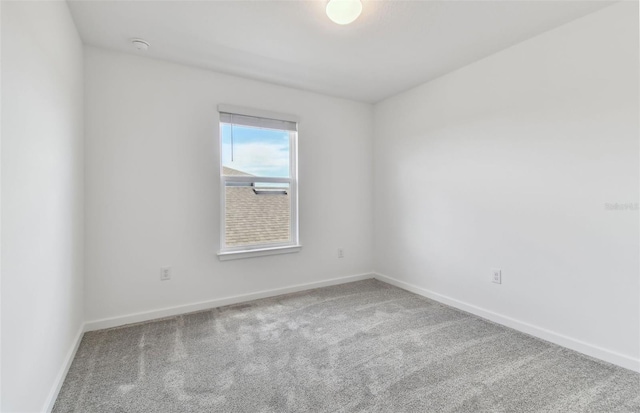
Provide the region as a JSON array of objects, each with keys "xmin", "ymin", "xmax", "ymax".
[{"xmin": 53, "ymin": 279, "xmax": 640, "ymax": 412}]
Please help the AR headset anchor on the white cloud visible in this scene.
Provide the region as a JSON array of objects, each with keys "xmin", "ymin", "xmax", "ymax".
[{"xmin": 222, "ymin": 141, "xmax": 289, "ymax": 177}]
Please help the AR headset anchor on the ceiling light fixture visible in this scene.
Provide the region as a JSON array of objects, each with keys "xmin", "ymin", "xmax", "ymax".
[
  {"xmin": 131, "ymin": 38, "xmax": 150, "ymax": 51},
  {"xmin": 326, "ymin": 0, "xmax": 362, "ymax": 25}
]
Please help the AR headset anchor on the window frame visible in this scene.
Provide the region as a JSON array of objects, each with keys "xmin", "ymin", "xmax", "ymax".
[{"xmin": 217, "ymin": 105, "xmax": 300, "ymax": 260}]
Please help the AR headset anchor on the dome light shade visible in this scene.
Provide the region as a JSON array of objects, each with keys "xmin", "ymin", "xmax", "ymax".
[{"xmin": 326, "ymin": 0, "xmax": 362, "ymax": 25}]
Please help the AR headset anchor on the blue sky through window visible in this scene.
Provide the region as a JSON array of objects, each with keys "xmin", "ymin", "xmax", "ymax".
[{"xmin": 221, "ymin": 124, "xmax": 290, "ymax": 178}]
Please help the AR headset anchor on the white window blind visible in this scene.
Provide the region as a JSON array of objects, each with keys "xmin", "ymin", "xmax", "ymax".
[{"xmin": 219, "ymin": 112, "xmax": 297, "ymax": 132}]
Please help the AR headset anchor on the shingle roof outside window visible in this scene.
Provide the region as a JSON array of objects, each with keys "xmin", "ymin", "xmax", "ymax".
[{"xmin": 223, "ymin": 167, "xmax": 291, "ymax": 247}]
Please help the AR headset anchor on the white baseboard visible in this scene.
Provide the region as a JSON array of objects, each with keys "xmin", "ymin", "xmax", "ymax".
[
  {"xmin": 43, "ymin": 322, "xmax": 86, "ymax": 412},
  {"xmin": 374, "ymin": 272, "xmax": 640, "ymax": 373},
  {"xmin": 85, "ymin": 272, "xmax": 374, "ymax": 332}
]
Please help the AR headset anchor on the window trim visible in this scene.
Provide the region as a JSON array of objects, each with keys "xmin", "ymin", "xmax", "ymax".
[
  {"xmin": 217, "ymin": 105, "xmax": 300, "ymax": 259},
  {"xmin": 218, "ymin": 245, "xmax": 302, "ymax": 261},
  {"xmin": 217, "ymin": 104, "xmax": 299, "ymax": 124}
]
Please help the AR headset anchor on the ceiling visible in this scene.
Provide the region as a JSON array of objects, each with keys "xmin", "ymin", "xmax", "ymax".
[{"xmin": 68, "ymin": 0, "xmax": 613, "ymax": 103}]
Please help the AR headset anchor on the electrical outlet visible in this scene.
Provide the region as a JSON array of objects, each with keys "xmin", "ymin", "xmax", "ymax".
[
  {"xmin": 337, "ymin": 248, "xmax": 344, "ymax": 258},
  {"xmin": 492, "ymin": 269, "xmax": 501, "ymax": 284},
  {"xmin": 160, "ymin": 267, "xmax": 171, "ymax": 281}
]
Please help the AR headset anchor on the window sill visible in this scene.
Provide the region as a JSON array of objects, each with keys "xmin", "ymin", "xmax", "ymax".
[{"xmin": 217, "ymin": 245, "xmax": 302, "ymax": 261}]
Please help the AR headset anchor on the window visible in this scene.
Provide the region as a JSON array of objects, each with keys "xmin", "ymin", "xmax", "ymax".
[{"xmin": 217, "ymin": 105, "xmax": 300, "ymax": 260}]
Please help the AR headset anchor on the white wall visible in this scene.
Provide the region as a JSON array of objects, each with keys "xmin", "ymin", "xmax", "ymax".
[
  {"xmin": 1, "ymin": 1, "xmax": 85, "ymax": 412},
  {"xmin": 373, "ymin": 2, "xmax": 639, "ymax": 370},
  {"xmin": 84, "ymin": 47, "xmax": 373, "ymax": 324}
]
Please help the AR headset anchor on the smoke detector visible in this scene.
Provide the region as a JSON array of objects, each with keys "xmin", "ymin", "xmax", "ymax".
[{"xmin": 131, "ymin": 39, "xmax": 150, "ymax": 51}]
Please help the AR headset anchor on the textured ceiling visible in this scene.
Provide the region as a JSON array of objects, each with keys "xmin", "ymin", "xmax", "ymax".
[{"xmin": 68, "ymin": 0, "xmax": 614, "ymax": 103}]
